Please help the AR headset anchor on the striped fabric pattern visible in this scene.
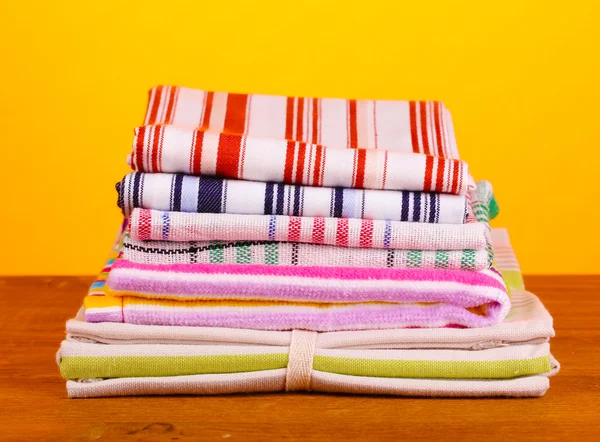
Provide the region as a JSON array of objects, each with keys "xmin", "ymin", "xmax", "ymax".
[
  {"xmin": 85, "ymin": 258, "xmax": 510, "ymax": 330},
  {"xmin": 88, "ymin": 220, "xmax": 126, "ymax": 296},
  {"xmin": 62, "ymin": 232, "xmax": 559, "ymax": 398},
  {"xmin": 122, "ymin": 236, "xmax": 491, "ymax": 270},
  {"xmin": 84, "ymin": 293, "xmax": 507, "ymax": 331},
  {"xmin": 87, "ymin": 228, "xmax": 517, "ymax": 303},
  {"xmin": 59, "ymin": 340, "xmax": 552, "ymax": 381},
  {"xmin": 491, "ymin": 228, "xmax": 524, "ymax": 291},
  {"xmin": 141, "ymin": 85, "xmax": 460, "ymax": 158},
  {"xmin": 128, "ymin": 208, "xmax": 488, "ymax": 250},
  {"xmin": 106, "ymin": 259, "xmax": 508, "ymax": 303},
  {"xmin": 120, "ymin": 181, "xmax": 493, "ymax": 269},
  {"xmin": 62, "ymin": 291, "xmax": 558, "ymax": 398},
  {"xmin": 128, "ymin": 125, "xmax": 470, "ymax": 194},
  {"xmin": 66, "ymin": 289, "xmax": 555, "ymax": 349},
  {"xmin": 117, "ymin": 172, "xmax": 469, "ymax": 223}
]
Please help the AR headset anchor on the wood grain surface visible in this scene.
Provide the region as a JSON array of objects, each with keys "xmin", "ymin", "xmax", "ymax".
[{"xmin": 0, "ymin": 275, "xmax": 598, "ymax": 441}]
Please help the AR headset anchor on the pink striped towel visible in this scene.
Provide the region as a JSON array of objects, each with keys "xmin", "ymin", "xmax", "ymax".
[{"xmin": 128, "ymin": 209, "xmax": 488, "ymax": 250}]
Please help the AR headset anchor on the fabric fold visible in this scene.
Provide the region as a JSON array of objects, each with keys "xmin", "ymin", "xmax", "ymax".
[
  {"xmin": 93, "ymin": 258, "xmax": 510, "ymax": 330},
  {"xmin": 120, "ymin": 181, "xmax": 495, "ymax": 269},
  {"xmin": 69, "ymin": 289, "xmax": 553, "ymax": 349},
  {"xmin": 128, "ymin": 208, "xmax": 488, "ymax": 250},
  {"xmin": 106, "ymin": 258, "xmax": 508, "ymax": 303},
  {"xmin": 121, "ymin": 236, "xmax": 491, "ymax": 270},
  {"xmin": 64, "ymin": 371, "xmax": 553, "ymax": 399},
  {"xmin": 141, "ymin": 85, "xmax": 460, "ymax": 157},
  {"xmin": 117, "ymin": 172, "xmax": 469, "ymax": 223},
  {"xmin": 129, "ymin": 125, "xmax": 470, "ymax": 194},
  {"xmin": 61, "ymin": 227, "xmax": 559, "ymax": 398},
  {"xmin": 84, "ymin": 226, "xmax": 510, "ymax": 331},
  {"xmin": 58, "ymin": 340, "xmax": 553, "ymax": 380},
  {"xmin": 57, "ymin": 85, "xmax": 560, "ymax": 400}
]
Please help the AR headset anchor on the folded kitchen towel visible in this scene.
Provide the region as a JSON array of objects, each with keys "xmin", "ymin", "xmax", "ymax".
[
  {"xmin": 84, "ymin": 294, "xmax": 508, "ymax": 331},
  {"xmin": 129, "ymin": 125, "xmax": 470, "ymax": 194},
  {"xmin": 58, "ymin": 340, "xmax": 554, "ymax": 381},
  {"xmin": 140, "ymin": 85, "xmax": 460, "ymax": 157},
  {"xmin": 62, "ymin": 371, "xmax": 556, "ymax": 398},
  {"xmin": 121, "ymin": 181, "xmax": 494, "ymax": 268},
  {"xmin": 85, "ymin": 259, "xmax": 509, "ymax": 330},
  {"xmin": 63, "ymin": 227, "xmax": 557, "ymax": 397},
  {"xmin": 59, "ymin": 290, "xmax": 558, "ymax": 398},
  {"xmin": 105, "ymin": 258, "xmax": 508, "ymax": 303},
  {"xmin": 117, "ymin": 172, "xmax": 468, "ymax": 223},
  {"xmin": 92, "ymin": 226, "xmax": 513, "ymax": 303},
  {"xmin": 127, "ymin": 181, "xmax": 492, "ymax": 251},
  {"xmin": 128, "ymin": 208, "xmax": 487, "ymax": 250},
  {"xmin": 122, "ymin": 236, "xmax": 491, "ymax": 270},
  {"xmin": 69, "ymin": 289, "xmax": 552, "ymax": 349}
]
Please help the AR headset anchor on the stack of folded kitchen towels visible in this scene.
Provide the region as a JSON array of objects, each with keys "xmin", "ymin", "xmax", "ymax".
[{"xmin": 57, "ymin": 86, "xmax": 559, "ymax": 398}]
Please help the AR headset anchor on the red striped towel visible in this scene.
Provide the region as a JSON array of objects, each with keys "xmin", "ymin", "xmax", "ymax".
[
  {"xmin": 141, "ymin": 85, "xmax": 460, "ymax": 157},
  {"xmin": 128, "ymin": 86, "xmax": 471, "ymax": 194}
]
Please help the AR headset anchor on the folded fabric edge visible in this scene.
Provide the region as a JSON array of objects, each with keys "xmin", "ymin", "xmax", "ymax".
[
  {"xmin": 66, "ymin": 289, "xmax": 553, "ymax": 349},
  {"xmin": 64, "ymin": 370, "xmax": 551, "ymax": 399}
]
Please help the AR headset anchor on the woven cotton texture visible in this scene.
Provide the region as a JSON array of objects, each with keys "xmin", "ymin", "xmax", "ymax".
[
  {"xmin": 58, "ymin": 340, "xmax": 553, "ymax": 381},
  {"xmin": 140, "ymin": 85, "xmax": 460, "ymax": 158},
  {"xmin": 128, "ymin": 208, "xmax": 487, "ymax": 250},
  {"xmin": 129, "ymin": 125, "xmax": 470, "ymax": 194},
  {"xmin": 85, "ymin": 243, "xmax": 506, "ymax": 331},
  {"xmin": 117, "ymin": 172, "xmax": 468, "ymax": 223},
  {"xmin": 61, "ymin": 228, "xmax": 559, "ymax": 398},
  {"xmin": 85, "ymin": 253, "xmax": 509, "ymax": 330},
  {"xmin": 63, "ymin": 372, "xmax": 554, "ymax": 398},
  {"xmin": 122, "ymin": 236, "xmax": 491, "ymax": 270},
  {"xmin": 67, "ymin": 288, "xmax": 554, "ymax": 349},
  {"xmin": 120, "ymin": 182, "xmax": 494, "ymax": 268},
  {"xmin": 61, "ymin": 291, "xmax": 558, "ymax": 398}
]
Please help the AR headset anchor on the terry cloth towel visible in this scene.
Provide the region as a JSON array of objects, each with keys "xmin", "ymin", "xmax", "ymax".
[
  {"xmin": 59, "ymin": 290, "xmax": 558, "ymax": 398},
  {"xmin": 66, "ymin": 289, "xmax": 550, "ymax": 348},
  {"xmin": 117, "ymin": 172, "xmax": 469, "ymax": 223},
  {"xmin": 106, "ymin": 256, "xmax": 507, "ymax": 304},
  {"xmin": 97, "ymin": 260, "xmax": 509, "ymax": 330},
  {"xmin": 122, "ymin": 236, "xmax": 491, "ymax": 271},
  {"xmin": 140, "ymin": 85, "xmax": 460, "ymax": 158},
  {"xmin": 129, "ymin": 125, "xmax": 470, "ymax": 194}
]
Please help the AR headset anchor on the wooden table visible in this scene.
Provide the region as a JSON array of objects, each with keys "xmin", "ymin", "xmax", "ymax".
[{"xmin": 1, "ymin": 276, "xmax": 598, "ymax": 441}]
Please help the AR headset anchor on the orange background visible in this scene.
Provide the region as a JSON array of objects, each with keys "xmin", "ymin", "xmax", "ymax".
[{"xmin": 1, "ymin": 0, "xmax": 599, "ymax": 275}]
